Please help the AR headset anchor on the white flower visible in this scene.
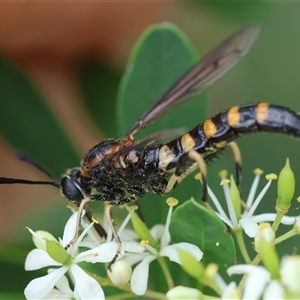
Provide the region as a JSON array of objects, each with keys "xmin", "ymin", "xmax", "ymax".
[
  {"xmin": 207, "ymin": 170, "xmax": 297, "ymax": 237},
  {"xmin": 227, "ymin": 264, "xmax": 271, "ymax": 299},
  {"xmin": 125, "ymin": 199, "xmax": 203, "ymax": 295},
  {"xmin": 40, "ymin": 271, "xmax": 75, "ymax": 299},
  {"xmin": 221, "ymin": 281, "xmax": 240, "ymax": 299},
  {"xmin": 24, "ymin": 211, "xmax": 121, "ymax": 299},
  {"xmin": 228, "ymin": 261, "xmax": 293, "ymax": 299},
  {"xmin": 280, "ymin": 255, "xmax": 300, "ymax": 296},
  {"xmin": 263, "ymin": 280, "xmax": 285, "ymax": 299},
  {"xmin": 254, "ymin": 223, "xmax": 275, "ymax": 253},
  {"xmin": 80, "ymin": 206, "xmax": 143, "ymax": 254}
]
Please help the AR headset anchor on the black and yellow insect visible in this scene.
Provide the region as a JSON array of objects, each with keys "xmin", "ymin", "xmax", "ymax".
[{"xmin": 2, "ymin": 25, "xmax": 300, "ymax": 263}]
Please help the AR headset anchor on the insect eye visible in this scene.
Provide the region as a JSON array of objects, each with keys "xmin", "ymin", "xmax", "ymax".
[{"xmin": 61, "ymin": 176, "xmax": 83, "ymax": 204}]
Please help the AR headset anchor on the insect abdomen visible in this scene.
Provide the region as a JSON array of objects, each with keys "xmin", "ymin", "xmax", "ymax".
[
  {"xmin": 203, "ymin": 103, "xmax": 300, "ymax": 141},
  {"xmin": 161, "ymin": 103, "xmax": 300, "ymax": 171}
]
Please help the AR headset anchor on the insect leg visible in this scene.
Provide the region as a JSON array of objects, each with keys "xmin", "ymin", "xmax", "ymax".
[
  {"xmin": 187, "ymin": 150, "xmax": 210, "ymax": 206},
  {"xmin": 105, "ymin": 204, "xmax": 122, "ymax": 271},
  {"xmin": 166, "ymin": 150, "xmax": 210, "ymax": 206},
  {"xmin": 84, "ymin": 203, "xmax": 107, "ymax": 239},
  {"xmin": 228, "ymin": 142, "xmax": 242, "ymax": 192},
  {"xmin": 166, "ymin": 162, "xmax": 198, "ymax": 193},
  {"xmin": 64, "ymin": 196, "xmax": 91, "ymax": 249}
]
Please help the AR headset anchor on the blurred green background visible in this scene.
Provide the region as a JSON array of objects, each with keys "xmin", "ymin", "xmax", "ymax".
[{"xmin": 1, "ymin": 2, "xmax": 300, "ymax": 299}]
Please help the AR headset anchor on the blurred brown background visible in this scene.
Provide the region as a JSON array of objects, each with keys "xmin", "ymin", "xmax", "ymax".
[
  {"xmin": 0, "ymin": 2, "xmax": 224, "ymax": 241},
  {"xmin": 0, "ymin": 2, "xmax": 171, "ymax": 240}
]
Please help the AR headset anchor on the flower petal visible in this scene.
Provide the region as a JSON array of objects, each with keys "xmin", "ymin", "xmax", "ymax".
[
  {"xmin": 43, "ymin": 288, "xmax": 73, "ymax": 299},
  {"xmin": 228, "ymin": 265, "xmax": 270, "ymax": 299},
  {"xmin": 160, "ymin": 243, "xmax": 203, "ymax": 264},
  {"xmin": 239, "ymin": 216, "xmax": 259, "ymax": 238},
  {"xmin": 72, "ymin": 222, "xmax": 95, "ymax": 251},
  {"xmin": 214, "ymin": 211, "xmax": 234, "ymax": 229},
  {"xmin": 263, "ymin": 280, "xmax": 285, "ymax": 299},
  {"xmin": 24, "ymin": 266, "xmax": 68, "ymax": 299},
  {"xmin": 150, "ymin": 224, "xmax": 165, "ymax": 240},
  {"xmin": 248, "ymin": 179, "xmax": 272, "ymax": 216},
  {"xmin": 119, "ymin": 228, "xmax": 139, "ymax": 241},
  {"xmin": 50, "ymin": 270, "xmax": 73, "ymax": 295},
  {"xmin": 251, "ymin": 213, "xmax": 277, "ymax": 224},
  {"xmin": 122, "ymin": 241, "xmax": 145, "ymax": 253},
  {"xmin": 61, "ymin": 211, "xmax": 80, "ymax": 246},
  {"xmin": 70, "ymin": 264, "xmax": 105, "ymax": 299},
  {"xmin": 252, "ymin": 214, "xmax": 297, "ymax": 225},
  {"xmin": 25, "ymin": 248, "xmax": 60, "ymax": 270},
  {"xmin": 246, "ymin": 173, "xmax": 261, "ymax": 207},
  {"xmin": 123, "ymin": 252, "xmax": 147, "ymax": 266},
  {"xmin": 131, "ymin": 255, "xmax": 156, "ymax": 295},
  {"xmin": 75, "ymin": 241, "xmax": 122, "ymax": 263},
  {"xmin": 222, "ymin": 281, "xmax": 240, "ymax": 299}
]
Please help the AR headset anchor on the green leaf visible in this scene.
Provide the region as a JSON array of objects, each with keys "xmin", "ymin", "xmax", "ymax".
[
  {"xmin": 170, "ymin": 199, "xmax": 236, "ymax": 281},
  {"xmin": 0, "ymin": 292, "xmax": 25, "ymax": 300},
  {"xmin": 0, "ymin": 244, "xmax": 29, "ymax": 265},
  {"xmin": 0, "ymin": 57, "xmax": 78, "ymax": 176},
  {"xmin": 117, "ymin": 22, "xmax": 207, "ymax": 138},
  {"xmin": 0, "ymin": 244, "xmax": 44, "ymax": 295},
  {"xmin": 79, "ymin": 62, "xmax": 121, "ymax": 138}
]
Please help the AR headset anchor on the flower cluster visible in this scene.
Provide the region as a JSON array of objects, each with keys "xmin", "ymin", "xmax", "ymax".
[
  {"xmin": 24, "ymin": 199, "xmax": 202, "ymax": 299},
  {"xmin": 24, "ymin": 159, "xmax": 300, "ymax": 299}
]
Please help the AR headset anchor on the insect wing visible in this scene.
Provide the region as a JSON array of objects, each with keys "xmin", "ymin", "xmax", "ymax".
[
  {"xmin": 128, "ymin": 26, "xmax": 260, "ymax": 137},
  {"xmin": 114, "ymin": 128, "xmax": 185, "ymax": 158}
]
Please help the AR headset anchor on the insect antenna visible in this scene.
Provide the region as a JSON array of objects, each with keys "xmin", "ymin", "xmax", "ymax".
[
  {"xmin": 0, "ymin": 153, "xmax": 108, "ymax": 240},
  {"xmin": 0, "ymin": 152, "xmax": 61, "ymax": 188}
]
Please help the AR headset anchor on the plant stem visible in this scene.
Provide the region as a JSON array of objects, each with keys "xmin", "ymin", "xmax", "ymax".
[
  {"xmin": 274, "ymin": 229, "xmax": 296, "ymax": 245},
  {"xmin": 157, "ymin": 256, "xmax": 174, "ymax": 290},
  {"xmin": 234, "ymin": 229, "xmax": 251, "ymax": 264}
]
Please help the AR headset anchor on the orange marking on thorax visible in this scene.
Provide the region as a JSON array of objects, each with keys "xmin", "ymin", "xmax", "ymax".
[
  {"xmin": 203, "ymin": 119, "xmax": 217, "ymax": 139},
  {"xmin": 81, "ymin": 138, "xmax": 135, "ymax": 177},
  {"xmin": 227, "ymin": 106, "xmax": 240, "ymax": 127},
  {"xmin": 256, "ymin": 103, "xmax": 269, "ymax": 123}
]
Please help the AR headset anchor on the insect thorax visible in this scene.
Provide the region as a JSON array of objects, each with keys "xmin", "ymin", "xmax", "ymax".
[{"xmin": 80, "ymin": 139, "xmax": 170, "ymax": 205}]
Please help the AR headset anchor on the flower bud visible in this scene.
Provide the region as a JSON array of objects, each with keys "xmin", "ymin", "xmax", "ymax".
[
  {"xmin": 107, "ymin": 260, "xmax": 132, "ymax": 285},
  {"xmin": 254, "ymin": 223, "xmax": 275, "ymax": 254},
  {"xmin": 32, "ymin": 230, "xmax": 56, "ymax": 250},
  {"xmin": 129, "ymin": 208, "xmax": 158, "ymax": 248},
  {"xmin": 230, "ymin": 175, "xmax": 241, "ymax": 219},
  {"xmin": 280, "ymin": 255, "xmax": 300, "ymax": 297},
  {"xmin": 179, "ymin": 250, "xmax": 205, "ymax": 281},
  {"xmin": 258, "ymin": 236, "xmax": 280, "ymax": 280},
  {"xmin": 277, "ymin": 158, "xmax": 295, "ymax": 211},
  {"xmin": 166, "ymin": 286, "xmax": 201, "ymax": 300},
  {"xmin": 46, "ymin": 239, "xmax": 73, "ymax": 265},
  {"xmin": 293, "ymin": 216, "xmax": 300, "ymax": 234}
]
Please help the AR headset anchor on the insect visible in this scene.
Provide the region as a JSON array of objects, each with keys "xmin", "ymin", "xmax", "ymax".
[{"xmin": 2, "ymin": 25, "xmax": 300, "ymax": 267}]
